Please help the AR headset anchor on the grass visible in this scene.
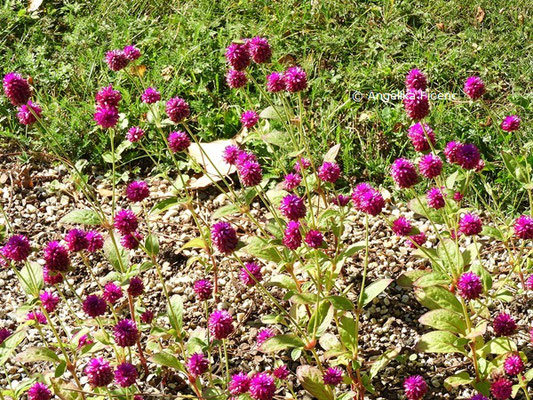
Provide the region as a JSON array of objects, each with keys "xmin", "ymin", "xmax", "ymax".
[{"xmin": 0, "ymin": 0, "xmax": 531, "ymax": 211}]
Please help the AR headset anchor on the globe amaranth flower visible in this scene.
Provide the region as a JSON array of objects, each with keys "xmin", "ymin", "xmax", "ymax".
[
  {"xmin": 407, "ymin": 232, "xmax": 427, "ymax": 248},
  {"xmin": 419, "ymin": 154, "xmax": 442, "ymax": 179},
  {"xmin": 126, "ymin": 181, "xmax": 150, "ymax": 202},
  {"xmin": 114, "ymin": 209, "xmax": 138, "ymax": 235},
  {"xmin": 94, "ymin": 106, "xmax": 119, "ymax": 129},
  {"xmin": 490, "ymin": 377, "xmax": 512, "ymax": 400},
  {"xmin": 65, "ymin": 229, "xmax": 88, "ymax": 252},
  {"xmin": 474, "ymin": 159, "xmax": 485, "ymax": 172},
  {"xmin": 123, "ymin": 45, "xmax": 141, "ymax": 61},
  {"xmin": 293, "ymin": 157, "xmax": 311, "ymax": 172},
  {"xmin": 332, "ymin": 194, "xmax": 350, "ymax": 206},
  {"xmin": 530, "ymin": 328, "xmax": 533, "ymax": 344},
  {"xmin": 0, "ymin": 328, "xmax": 12, "ymax": 345},
  {"xmin": 351, "ymin": 183, "xmax": 384, "ymax": 216},
  {"xmin": 127, "ymin": 277, "xmax": 144, "ymax": 297},
  {"xmin": 140, "ymin": 309, "xmax": 154, "ymax": 324},
  {"xmin": 194, "ymin": 279, "xmax": 213, "ymax": 301},
  {"xmin": 83, "ymin": 295, "xmax": 107, "ymax": 318},
  {"xmin": 323, "ymin": 367, "xmax": 343, "ymax": 386},
  {"xmin": 273, "ymin": 365, "xmax": 290, "ymax": 380},
  {"xmin": 226, "ymin": 69, "xmax": 247, "ymax": 89},
  {"xmin": 238, "ymin": 161, "xmax": 263, "ymax": 187},
  {"xmin": 470, "ymin": 394, "xmax": 489, "ymax": 400},
  {"xmin": 133, "ymin": 396, "xmax": 144, "ymax": 400},
  {"xmin": 225, "ymin": 43, "xmax": 251, "ymax": 70},
  {"xmin": 426, "ymin": 187, "xmax": 445, "ymax": 210},
  {"xmin": 240, "ymin": 110, "xmax": 259, "ymax": 128},
  {"xmin": 240, "ymin": 262, "xmax": 262, "ymax": 286},
  {"xmin": 457, "ymin": 272, "xmax": 482, "ymax": 300},
  {"xmin": 456, "ymin": 143, "xmax": 481, "ymax": 170},
  {"xmin": 141, "ymin": 87, "xmax": 161, "ymax": 104},
  {"xmin": 236, "ymin": 151, "xmax": 257, "ymax": 167},
  {"xmin": 86, "ymin": 231, "xmax": 104, "ymax": 252},
  {"xmin": 17, "ymin": 101, "xmax": 42, "ymax": 125},
  {"xmin": 405, "ymin": 69, "xmax": 427, "ymax": 91},
  {"xmin": 453, "ymin": 192, "xmax": 464, "ymax": 202},
  {"xmin": 526, "ymin": 275, "xmax": 533, "ymax": 291},
  {"xmin": 403, "ymin": 89, "xmax": 429, "ymax": 120},
  {"xmin": 514, "ymin": 215, "xmax": 533, "ymax": 240},
  {"xmin": 280, "ymin": 194, "xmax": 306, "ymax": 220},
  {"xmin": 115, "ymin": 362, "xmax": 138, "ymax": 387},
  {"xmin": 464, "ymin": 76, "xmax": 485, "ymax": 100},
  {"xmin": 249, "ymin": 373, "xmax": 276, "ymax": 400},
  {"xmin": 444, "ymin": 141, "xmax": 462, "ymax": 164},
  {"xmin": 27, "ymin": 311, "xmax": 47, "ymax": 324},
  {"xmin": 96, "ymin": 85, "xmax": 121, "ymax": 107},
  {"xmin": 165, "ymin": 97, "xmax": 190, "ymax": 123},
  {"xmin": 122, "ymin": 232, "xmax": 142, "ymax": 252},
  {"xmin": 103, "ymin": 282, "xmax": 123, "ymax": 305},
  {"xmin": 283, "ymin": 220, "xmax": 302, "ymax": 250},
  {"xmin": 256, "ymin": 327, "xmax": 275, "ymax": 346},
  {"xmin": 501, "ymin": 115, "xmax": 521, "ymax": 132},
  {"xmin": 105, "ymin": 50, "xmax": 129, "ymax": 71},
  {"xmin": 3, "ymin": 72, "xmax": 31, "ymax": 106},
  {"xmin": 167, "ymin": 130, "xmax": 190, "ymax": 152},
  {"xmin": 43, "ymin": 266, "xmax": 63, "ymax": 285},
  {"xmin": 305, "ymin": 230, "xmax": 324, "ymax": 248},
  {"xmin": 503, "ymin": 354, "xmax": 523, "ymax": 376},
  {"xmin": 408, "ymin": 123, "xmax": 435, "ymax": 152},
  {"xmin": 493, "ymin": 313, "xmax": 516, "ymax": 337},
  {"xmin": 40, "ymin": 291, "xmax": 59, "ymax": 313},
  {"xmin": 27, "ymin": 382, "xmax": 51, "ymax": 400},
  {"xmin": 403, "ymin": 375, "xmax": 427, "ymax": 400},
  {"xmin": 127, "ymin": 126, "xmax": 145, "ymax": 142},
  {"xmin": 318, "ymin": 162, "xmax": 341, "ymax": 183},
  {"xmin": 3, "ymin": 234, "xmax": 31, "ymax": 261},
  {"xmin": 229, "ymin": 372, "xmax": 251, "ymax": 395},
  {"xmin": 246, "ymin": 37, "xmax": 271, "ymax": 63},
  {"xmin": 266, "ymin": 72, "xmax": 285, "ymax": 92},
  {"xmin": 458, "ymin": 213, "xmax": 482, "ymax": 236},
  {"xmin": 283, "ymin": 173, "xmax": 301, "ymax": 191},
  {"xmin": 208, "ymin": 309, "xmax": 234, "ymax": 340},
  {"xmin": 283, "ymin": 66, "xmax": 307, "ymax": 92},
  {"xmin": 85, "ymin": 357, "xmax": 114, "ymax": 387},
  {"xmin": 391, "ymin": 158, "xmax": 418, "ymax": 189},
  {"xmin": 43, "ymin": 241, "xmax": 70, "ymax": 272},
  {"xmin": 78, "ymin": 334, "xmax": 93, "ymax": 349},
  {"xmin": 392, "ymin": 217, "xmax": 412, "ymax": 236},
  {"xmin": 211, "ymin": 221, "xmax": 238, "ymax": 254},
  {"xmin": 114, "ymin": 319, "xmax": 139, "ymax": 347},
  {"xmin": 223, "ymin": 145, "xmax": 241, "ymax": 165},
  {"xmin": 187, "ymin": 353, "xmax": 209, "ymax": 377}
]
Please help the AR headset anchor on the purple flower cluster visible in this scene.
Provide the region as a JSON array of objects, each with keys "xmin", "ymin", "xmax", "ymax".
[
  {"xmin": 464, "ymin": 76, "xmax": 485, "ymax": 100},
  {"xmin": 208, "ymin": 309, "xmax": 234, "ymax": 340},
  {"xmin": 127, "ymin": 126, "xmax": 145, "ymax": 142},
  {"xmin": 114, "ymin": 319, "xmax": 139, "ymax": 347},
  {"xmin": 103, "ymin": 282, "xmax": 123, "ymax": 304},
  {"xmin": 94, "ymin": 84, "xmax": 121, "ymax": 129},
  {"xmin": 318, "ymin": 162, "xmax": 341, "ymax": 183},
  {"xmin": 407, "ymin": 232, "xmax": 427, "ymax": 248},
  {"xmin": 85, "ymin": 357, "xmax": 114, "ymax": 387},
  {"xmin": 273, "ymin": 365, "xmax": 290, "ymax": 380},
  {"xmin": 503, "ymin": 354, "xmax": 523, "ymax": 376},
  {"xmin": 3, "ymin": 72, "xmax": 31, "ymax": 106},
  {"xmin": 419, "ymin": 154, "xmax": 442, "ymax": 179},
  {"xmin": 392, "ymin": 217, "xmax": 412, "ymax": 236},
  {"xmin": 351, "ymin": 183, "xmax": 384, "ymax": 216},
  {"xmin": 426, "ymin": 187, "xmax": 445, "ymax": 209},
  {"xmin": 514, "ymin": 215, "xmax": 533, "ymax": 240},
  {"xmin": 229, "ymin": 372, "xmax": 251, "ymax": 395},
  {"xmin": 187, "ymin": 353, "xmax": 209, "ymax": 377},
  {"xmin": 256, "ymin": 328, "xmax": 275, "ymax": 346},
  {"xmin": 114, "ymin": 209, "xmax": 138, "ymax": 234},
  {"xmin": 283, "ymin": 173, "xmax": 301, "ymax": 191},
  {"xmin": 17, "ymin": 100, "xmax": 42, "ymax": 125},
  {"xmin": 43, "ymin": 241, "xmax": 70, "ymax": 272},
  {"xmin": 240, "ymin": 262, "xmax": 262, "ymax": 286},
  {"xmin": 86, "ymin": 230, "xmax": 104, "ymax": 252},
  {"xmin": 27, "ymin": 311, "xmax": 47, "ymax": 324},
  {"xmin": 405, "ymin": 69, "xmax": 427, "ymax": 91},
  {"xmin": 141, "ymin": 87, "xmax": 161, "ymax": 104},
  {"xmin": 500, "ymin": 115, "xmax": 521, "ymax": 132},
  {"xmin": 65, "ymin": 229, "xmax": 89, "ymax": 252},
  {"xmin": 458, "ymin": 213, "xmax": 482, "ymax": 236},
  {"xmin": 241, "ymin": 110, "xmax": 259, "ymax": 128},
  {"xmin": 280, "ymin": 194, "xmax": 306, "ymax": 220},
  {"xmin": 305, "ymin": 230, "xmax": 324, "ymax": 248},
  {"xmin": 490, "ymin": 377, "xmax": 512, "ymax": 400},
  {"xmin": 83, "ymin": 295, "xmax": 107, "ymax": 318},
  {"xmin": 126, "ymin": 181, "xmax": 150, "ymax": 202},
  {"xmin": 403, "ymin": 89, "xmax": 429, "ymax": 120},
  {"xmin": 194, "ymin": 279, "xmax": 213, "ymax": 301},
  {"xmin": 408, "ymin": 123, "xmax": 435, "ymax": 152},
  {"xmin": 165, "ymin": 97, "xmax": 190, "ymax": 123},
  {"xmin": 105, "ymin": 44, "xmax": 140, "ymax": 71},
  {"xmin": 323, "ymin": 367, "xmax": 343, "ymax": 386},
  {"xmin": 283, "ymin": 221, "xmax": 302, "ymax": 250},
  {"xmin": 128, "ymin": 277, "xmax": 144, "ymax": 297},
  {"xmin": 115, "ymin": 362, "xmax": 138, "ymax": 387},
  {"xmin": 403, "ymin": 375, "xmax": 427, "ymax": 400},
  {"xmin": 40, "ymin": 291, "xmax": 60, "ymax": 313},
  {"xmin": 211, "ymin": 221, "xmax": 238, "ymax": 254},
  {"xmin": 457, "ymin": 272, "xmax": 482, "ymax": 300},
  {"xmin": 2, "ymin": 234, "xmax": 31, "ymax": 262},
  {"xmin": 0, "ymin": 328, "xmax": 12, "ymax": 345},
  {"xmin": 249, "ymin": 373, "xmax": 276, "ymax": 400},
  {"xmin": 28, "ymin": 382, "xmax": 52, "ymax": 400},
  {"xmin": 391, "ymin": 158, "xmax": 418, "ymax": 188},
  {"xmin": 493, "ymin": 313, "xmax": 516, "ymax": 337}
]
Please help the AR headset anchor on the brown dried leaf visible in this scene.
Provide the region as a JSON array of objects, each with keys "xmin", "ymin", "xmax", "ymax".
[
  {"xmin": 436, "ymin": 23, "xmax": 445, "ymax": 31},
  {"xmin": 130, "ymin": 64, "xmax": 147, "ymax": 78},
  {"xmin": 188, "ymin": 139, "xmax": 237, "ymax": 189},
  {"xmin": 27, "ymin": 0, "xmax": 43, "ymax": 12},
  {"xmin": 278, "ymin": 54, "xmax": 297, "ymax": 65},
  {"xmin": 476, "ymin": 6, "xmax": 485, "ymax": 23}
]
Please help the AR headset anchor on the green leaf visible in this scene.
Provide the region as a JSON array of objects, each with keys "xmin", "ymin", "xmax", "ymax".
[
  {"xmin": 419, "ymin": 309, "xmax": 466, "ymax": 334},
  {"xmin": 144, "ymin": 234, "xmax": 159, "ymax": 256},
  {"xmin": 180, "ymin": 237, "xmax": 208, "ymax": 251},
  {"xmin": 149, "ymin": 197, "xmax": 187, "ymax": 215},
  {"xmin": 259, "ymin": 105, "xmax": 283, "ymax": 120},
  {"xmin": 60, "ymin": 209, "xmax": 101, "ymax": 225},
  {"xmin": 290, "ymin": 293, "xmax": 318, "ymax": 304},
  {"xmin": 151, "ymin": 352, "xmax": 185, "ymax": 371},
  {"xmin": 212, "ymin": 204, "xmax": 239, "ymax": 219},
  {"xmin": 262, "ymin": 335, "xmax": 305, "ymax": 353},
  {"xmin": 339, "ymin": 242, "xmax": 365, "ymax": 258},
  {"xmin": 444, "ymin": 371, "xmax": 472, "ymax": 391},
  {"xmin": 19, "ymin": 262, "xmax": 43, "ymax": 297},
  {"xmin": 167, "ymin": 295, "xmax": 184, "ymax": 335},
  {"xmin": 480, "ymin": 226, "xmax": 504, "ymax": 241},
  {"xmin": 103, "ymin": 236, "xmax": 130, "ymax": 272},
  {"xmin": 481, "ymin": 338, "xmax": 516, "ymax": 356},
  {"xmin": 437, "ymin": 239, "xmax": 463, "ymax": 276},
  {"xmin": 297, "ymin": 365, "xmax": 334, "ymax": 400},
  {"xmin": 266, "ymin": 275, "xmax": 298, "ymax": 292},
  {"xmin": 241, "ymin": 237, "xmax": 281, "ymax": 263},
  {"xmin": 408, "ymin": 196, "xmax": 444, "ymax": 223},
  {"xmin": 361, "ymin": 279, "xmax": 393, "ymax": 307},
  {"xmin": 414, "ymin": 286, "xmax": 462, "ymax": 313},
  {"xmin": 326, "ymin": 296, "xmax": 354, "ymax": 311},
  {"xmin": 339, "ymin": 316, "xmax": 357, "ymax": 352},
  {"xmin": 262, "ymin": 130, "xmax": 287, "ymax": 146},
  {"xmin": 396, "ymin": 269, "xmax": 429, "ymax": 288},
  {"xmin": 472, "ymin": 380, "xmax": 490, "ymax": 397},
  {"xmin": 414, "ymin": 272, "xmax": 450, "ymax": 288},
  {"xmin": 265, "ymin": 189, "xmax": 289, "ymax": 208},
  {"xmin": 524, "ymin": 368, "xmax": 533, "ymax": 383},
  {"xmin": 416, "ymin": 331, "xmax": 466, "ymax": 354},
  {"xmin": 308, "ymin": 301, "xmax": 334, "ymax": 337},
  {"xmin": 470, "ymin": 262, "xmax": 492, "ymax": 291},
  {"xmin": 0, "ymin": 328, "xmax": 27, "ymax": 366},
  {"xmin": 369, "ymin": 347, "xmax": 401, "ymax": 379},
  {"xmin": 17, "ymin": 346, "xmax": 60, "ymax": 364}
]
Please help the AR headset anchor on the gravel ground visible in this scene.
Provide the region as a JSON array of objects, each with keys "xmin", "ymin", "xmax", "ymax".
[{"xmin": 0, "ymin": 156, "xmax": 531, "ymax": 399}]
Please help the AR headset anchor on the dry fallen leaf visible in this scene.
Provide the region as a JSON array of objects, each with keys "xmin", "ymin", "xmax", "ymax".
[
  {"xmin": 476, "ymin": 6, "xmax": 485, "ymax": 24},
  {"xmin": 130, "ymin": 64, "xmax": 147, "ymax": 78},
  {"xmin": 436, "ymin": 23, "xmax": 445, "ymax": 31},
  {"xmin": 27, "ymin": 0, "xmax": 43, "ymax": 12},
  {"xmin": 188, "ymin": 139, "xmax": 237, "ymax": 189}
]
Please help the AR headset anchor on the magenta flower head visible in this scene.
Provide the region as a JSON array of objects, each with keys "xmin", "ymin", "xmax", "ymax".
[
  {"xmin": 474, "ymin": 159, "xmax": 486, "ymax": 172},
  {"xmin": 193, "ymin": 279, "xmax": 213, "ymax": 301},
  {"xmin": 114, "ymin": 209, "xmax": 138, "ymax": 234},
  {"xmin": 266, "ymin": 72, "xmax": 285, "ymax": 92},
  {"xmin": 167, "ymin": 130, "xmax": 191, "ymax": 152},
  {"xmin": 256, "ymin": 327, "xmax": 275, "ymax": 346},
  {"xmin": 419, "ymin": 154, "xmax": 442, "ymax": 179},
  {"xmin": 40, "ymin": 291, "xmax": 59, "ymax": 313},
  {"xmin": 514, "ymin": 215, "xmax": 533, "ymax": 240},
  {"xmin": 43, "ymin": 267, "xmax": 63, "ymax": 285},
  {"xmin": 140, "ymin": 309, "xmax": 154, "ymax": 324},
  {"xmin": 403, "ymin": 89, "xmax": 429, "ymax": 120},
  {"xmin": 470, "ymin": 394, "xmax": 489, "ymax": 400},
  {"xmin": 85, "ymin": 357, "xmax": 114, "ymax": 387},
  {"xmin": 283, "ymin": 220, "xmax": 302, "ymax": 250},
  {"xmin": 318, "ymin": 162, "xmax": 341, "ymax": 183},
  {"xmin": 405, "ymin": 69, "xmax": 427, "ymax": 91},
  {"xmin": 490, "ymin": 377, "xmax": 512, "ymax": 400},
  {"xmin": 392, "ymin": 217, "xmax": 412, "ymax": 236},
  {"xmin": 236, "ymin": 151, "xmax": 257, "ymax": 167},
  {"xmin": 249, "ymin": 373, "xmax": 276, "ymax": 400},
  {"xmin": 280, "ymin": 194, "xmax": 306, "ymax": 220},
  {"xmin": 332, "ymin": 194, "xmax": 350, "ymax": 207},
  {"xmin": 115, "ymin": 362, "xmax": 138, "ymax": 387},
  {"xmin": 43, "ymin": 241, "xmax": 70, "ymax": 272},
  {"xmin": 283, "ymin": 173, "xmax": 301, "ymax": 191},
  {"xmin": 408, "ymin": 123, "xmax": 435, "ymax": 152},
  {"xmin": 86, "ymin": 231, "xmax": 104, "ymax": 252},
  {"xmin": 187, "ymin": 353, "xmax": 209, "ymax": 377},
  {"xmin": 123, "ymin": 45, "xmax": 141, "ymax": 61},
  {"xmin": 323, "ymin": 367, "xmax": 343, "ymax": 386},
  {"xmin": 457, "ymin": 143, "xmax": 481, "ymax": 170},
  {"xmin": 226, "ymin": 69, "xmax": 247, "ymax": 89},
  {"xmin": 391, "ymin": 158, "xmax": 418, "ymax": 189},
  {"xmin": 103, "ymin": 282, "xmax": 123, "ymax": 304},
  {"xmin": 94, "ymin": 105, "xmax": 119, "ymax": 129},
  {"xmin": 96, "ymin": 85, "xmax": 121, "ymax": 107},
  {"xmin": 78, "ymin": 334, "xmax": 93, "ymax": 349},
  {"xmin": 223, "ymin": 145, "xmax": 241, "ymax": 165},
  {"xmin": 453, "ymin": 192, "xmax": 464, "ymax": 202},
  {"xmin": 127, "ymin": 276, "xmax": 144, "ymax": 297},
  {"xmin": 351, "ymin": 183, "xmax": 385, "ymax": 216},
  {"xmin": 3, "ymin": 234, "xmax": 31, "ymax": 262},
  {"xmin": 127, "ymin": 126, "xmax": 145, "ymax": 142},
  {"xmin": 65, "ymin": 229, "xmax": 88, "ymax": 252},
  {"xmin": 17, "ymin": 101, "xmax": 42, "ymax": 125},
  {"xmin": 211, "ymin": 221, "xmax": 238, "ymax": 254},
  {"xmin": 239, "ymin": 161, "xmax": 263, "ymax": 187},
  {"xmin": 444, "ymin": 141, "xmax": 462, "ymax": 164},
  {"xmin": 0, "ymin": 328, "xmax": 12, "ymax": 345},
  {"xmin": 208, "ymin": 309, "xmax": 234, "ymax": 340},
  {"xmin": 283, "ymin": 66, "xmax": 307, "ymax": 92},
  {"xmin": 459, "ymin": 213, "xmax": 482, "ymax": 236},
  {"xmin": 503, "ymin": 354, "xmax": 523, "ymax": 376},
  {"xmin": 105, "ymin": 50, "xmax": 129, "ymax": 71},
  {"xmin": 225, "ymin": 43, "xmax": 251, "ymax": 70},
  {"xmin": 407, "ymin": 232, "xmax": 427, "ymax": 248},
  {"xmin": 27, "ymin": 382, "xmax": 51, "ymax": 400},
  {"xmin": 121, "ymin": 232, "xmax": 143, "ymax": 250},
  {"xmin": 240, "ymin": 110, "xmax": 259, "ymax": 128},
  {"xmin": 526, "ymin": 275, "xmax": 533, "ymax": 291},
  {"xmin": 464, "ymin": 76, "xmax": 485, "ymax": 100},
  {"xmin": 246, "ymin": 37, "xmax": 272, "ymax": 64},
  {"xmin": 27, "ymin": 311, "xmax": 47, "ymax": 324},
  {"xmin": 83, "ymin": 295, "xmax": 107, "ymax": 318},
  {"xmin": 500, "ymin": 115, "xmax": 521, "ymax": 132},
  {"xmin": 114, "ymin": 319, "xmax": 139, "ymax": 347},
  {"xmin": 126, "ymin": 181, "xmax": 150, "ymax": 202},
  {"xmin": 305, "ymin": 230, "xmax": 324, "ymax": 248},
  {"xmin": 165, "ymin": 97, "xmax": 190, "ymax": 123},
  {"xmin": 240, "ymin": 262, "xmax": 262, "ymax": 286},
  {"xmin": 493, "ymin": 313, "xmax": 516, "ymax": 337},
  {"xmin": 141, "ymin": 87, "xmax": 161, "ymax": 104},
  {"xmin": 273, "ymin": 365, "xmax": 290, "ymax": 380},
  {"xmin": 229, "ymin": 372, "xmax": 251, "ymax": 395},
  {"xmin": 426, "ymin": 187, "xmax": 445, "ymax": 210},
  {"xmin": 403, "ymin": 375, "xmax": 427, "ymax": 400},
  {"xmin": 457, "ymin": 272, "xmax": 482, "ymax": 300},
  {"xmin": 3, "ymin": 72, "xmax": 31, "ymax": 106},
  {"xmin": 294, "ymin": 157, "xmax": 311, "ymax": 172}
]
